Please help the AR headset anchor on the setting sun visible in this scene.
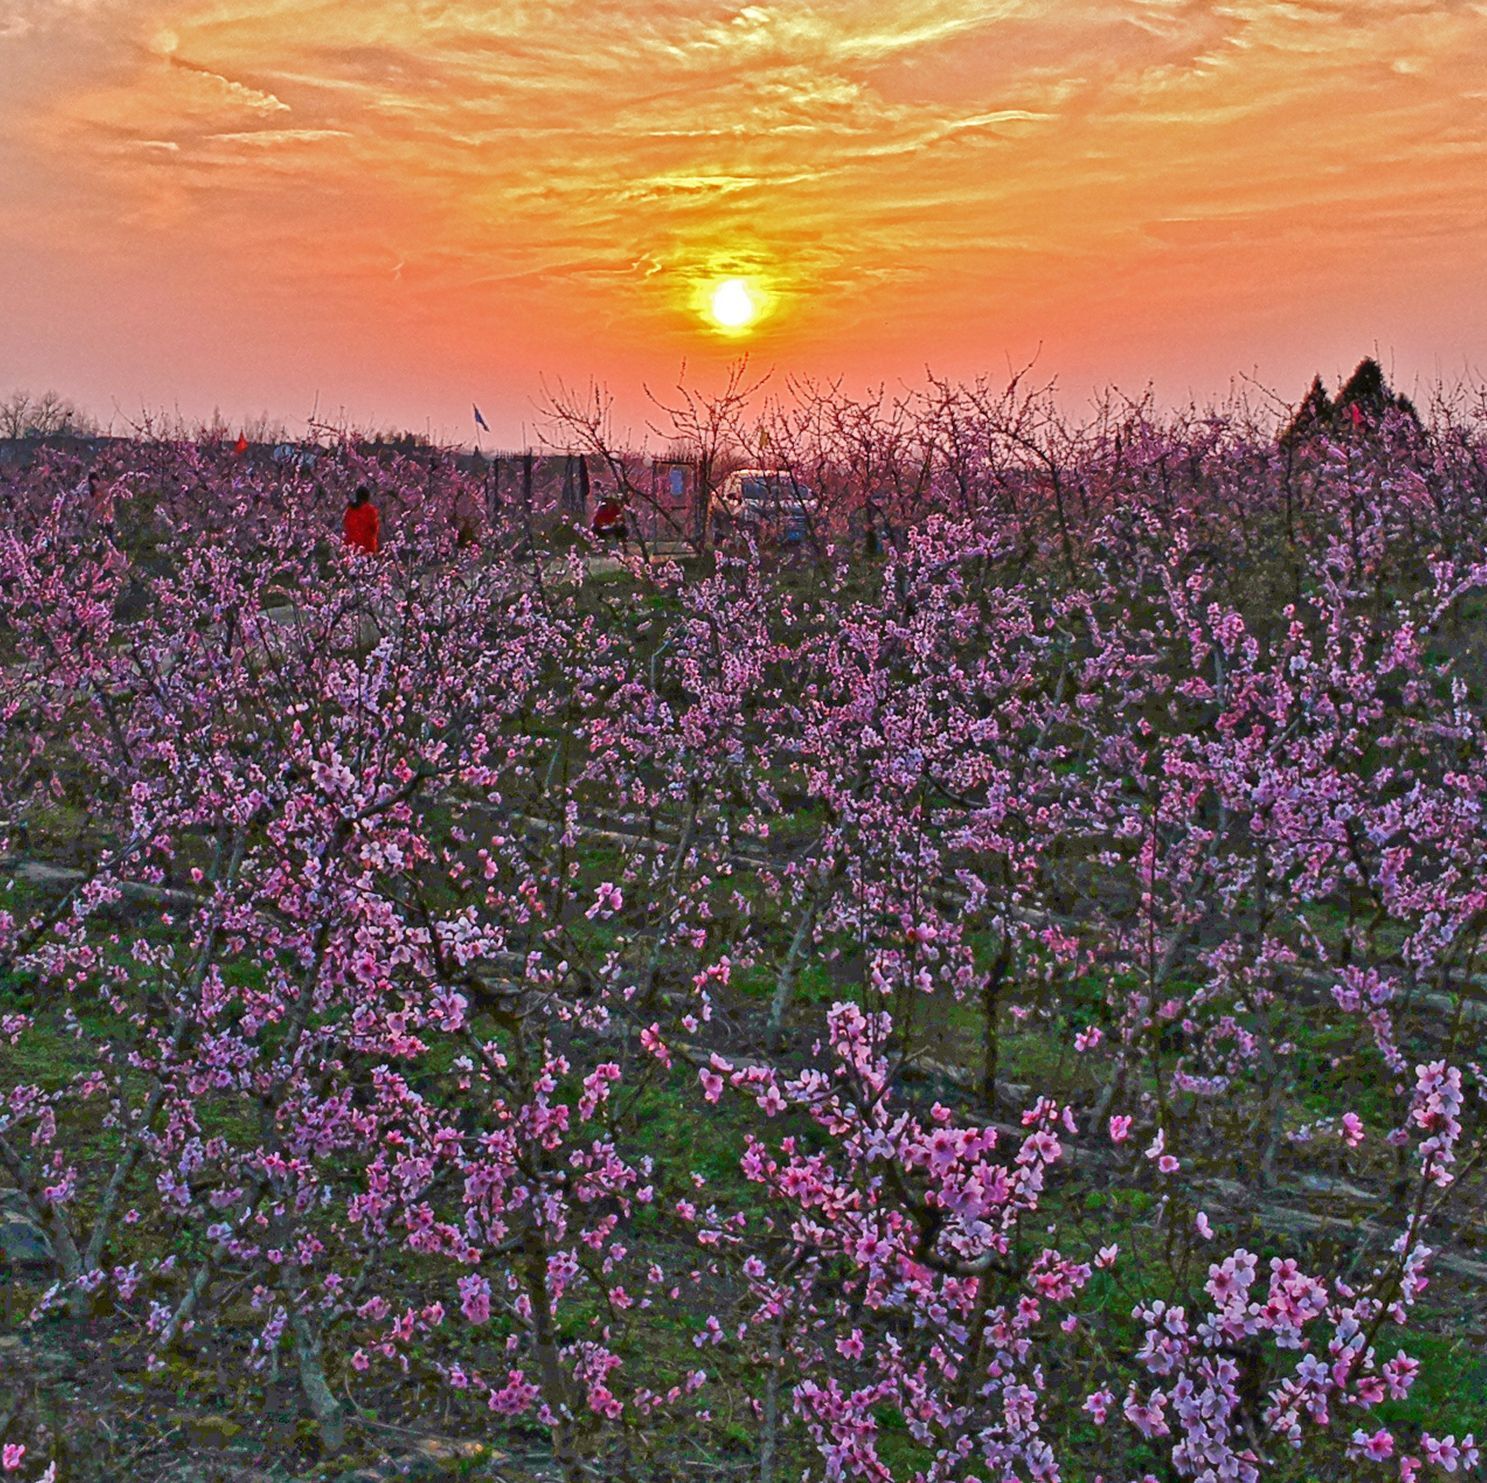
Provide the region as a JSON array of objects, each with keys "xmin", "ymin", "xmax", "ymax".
[{"xmin": 708, "ymin": 278, "xmax": 761, "ymax": 333}]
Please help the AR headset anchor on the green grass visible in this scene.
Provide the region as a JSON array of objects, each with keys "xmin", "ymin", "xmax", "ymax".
[{"xmin": 1378, "ymin": 1325, "xmax": 1487, "ymax": 1437}]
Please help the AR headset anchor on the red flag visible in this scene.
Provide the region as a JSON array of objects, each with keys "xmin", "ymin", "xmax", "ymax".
[{"xmin": 233, "ymin": 434, "xmax": 249, "ymax": 457}]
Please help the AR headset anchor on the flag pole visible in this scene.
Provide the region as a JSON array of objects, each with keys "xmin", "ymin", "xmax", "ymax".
[{"xmin": 472, "ymin": 404, "xmax": 492, "ymax": 524}]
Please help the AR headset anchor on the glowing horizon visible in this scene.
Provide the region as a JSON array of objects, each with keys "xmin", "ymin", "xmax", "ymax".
[{"xmin": 1, "ymin": 0, "xmax": 1484, "ymax": 443}]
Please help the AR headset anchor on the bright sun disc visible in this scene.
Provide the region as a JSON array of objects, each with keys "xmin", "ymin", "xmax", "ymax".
[{"xmin": 710, "ymin": 278, "xmax": 759, "ymax": 330}]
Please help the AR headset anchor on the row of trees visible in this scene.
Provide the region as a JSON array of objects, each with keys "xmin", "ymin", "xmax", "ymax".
[
  {"xmin": 542, "ymin": 359, "xmax": 1463, "ymax": 562},
  {"xmin": 0, "ymin": 380, "xmax": 1484, "ymax": 1480},
  {"xmin": 0, "ymin": 389, "xmax": 448, "ymax": 451},
  {"xmin": 0, "ymin": 390, "xmax": 96, "ymax": 441}
]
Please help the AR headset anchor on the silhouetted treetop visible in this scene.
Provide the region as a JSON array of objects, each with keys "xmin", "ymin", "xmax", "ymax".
[{"xmin": 1284, "ymin": 358, "xmax": 1421, "ymax": 444}]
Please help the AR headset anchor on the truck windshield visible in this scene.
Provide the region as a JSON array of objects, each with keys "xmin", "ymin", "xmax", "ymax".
[{"xmin": 742, "ymin": 477, "xmax": 810, "ymax": 502}]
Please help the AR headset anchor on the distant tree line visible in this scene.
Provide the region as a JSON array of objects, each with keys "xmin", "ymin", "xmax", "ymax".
[{"xmin": 0, "ymin": 389, "xmax": 97, "ymax": 440}]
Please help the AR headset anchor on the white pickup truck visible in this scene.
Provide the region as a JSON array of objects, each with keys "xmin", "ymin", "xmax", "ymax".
[{"xmin": 713, "ymin": 469, "xmax": 818, "ymax": 543}]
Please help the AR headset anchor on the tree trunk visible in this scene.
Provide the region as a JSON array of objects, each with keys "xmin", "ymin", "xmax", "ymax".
[
  {"xmin": 524, "ymin": 1227, "xmax": 587, "ymax": 1483},
  {"xmin": 288, "ymin": 1284, "xmax": 346, "ymax": 1456},
  {"xmin": 759, "ymin": 1308, "xmax": 783, "ymax": 1483},
  {"xmin": 767, "ymin": 897, "xmax": 818, "ymax": 1051},
  {"xmin": 980, "ymin": 945, "xmax": 1011, "ymax": 1109}
]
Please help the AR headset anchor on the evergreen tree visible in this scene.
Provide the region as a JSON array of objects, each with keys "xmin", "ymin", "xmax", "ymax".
[
  {"xmin": 1337, "ymin": 358, "xmax": 1422, "ymax": 430},
  {"xmin": 1281, "ymin": 359, "xmax": 1422, "ymax": 444},
  {"xmin": 1337, "ymin": 358, "xmax": 1389, "ymax": 416},
  {"xmin": 1281, "ymin": 373, "xmax": 1333, "ymax": 445}
]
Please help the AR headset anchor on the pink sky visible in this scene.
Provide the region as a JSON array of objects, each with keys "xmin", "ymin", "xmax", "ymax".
[{"xmin": 1, "ymin": 0, "xmax": 1484, "ymax": 444}]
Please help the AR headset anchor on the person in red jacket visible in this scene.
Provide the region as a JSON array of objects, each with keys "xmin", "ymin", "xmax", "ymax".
[
  {"xmin": 591, "ymin": 491, "xmax": 627, "ymax": 547},
  {"xmin": 343, "ymin": 485, "xmax": 380, "ymax": 555}
]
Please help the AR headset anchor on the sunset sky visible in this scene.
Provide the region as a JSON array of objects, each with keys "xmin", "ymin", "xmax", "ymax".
[{"xmin": 2, "ymin": 0, "xmax": 1484, "ymax": 443}]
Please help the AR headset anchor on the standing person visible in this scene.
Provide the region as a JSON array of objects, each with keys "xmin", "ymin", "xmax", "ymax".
[
  {"xmin": 87, "ymin": 471, "xmax": 115, "ymax": 526},
  {"xmin": 86, "ymin": 470, "xmax": 115, "ymax": 532},
  {"xmin": 591, "ymin": 490, "xmax": 628, "ymax": 548},
  {"xmin": 343, "ymin": 484, "xmax": 380, "ymax": 555},
  {"xmin": 71, "ymin": 468, "xmax": 114, "ymax": 532}
]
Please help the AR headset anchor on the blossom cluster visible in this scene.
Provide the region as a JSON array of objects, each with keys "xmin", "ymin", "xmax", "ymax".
[{"xmin": 0, "ymin": 394, "xmax": 1483, "ymax": 1480}]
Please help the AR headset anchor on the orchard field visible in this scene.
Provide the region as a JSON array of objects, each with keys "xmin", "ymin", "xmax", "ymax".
[{"xmin": 2, "ymin": 372, "xmax": 1486, "ymax": 1483}]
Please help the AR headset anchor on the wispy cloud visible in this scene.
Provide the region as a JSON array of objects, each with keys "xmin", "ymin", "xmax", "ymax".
[
  {"xmin": 203, "ymin": 127, "xmax": 349, "ymax": 145},
  {"xmin": 0, "ymin": 0, "xmax": 1483, "ymax": 432}
]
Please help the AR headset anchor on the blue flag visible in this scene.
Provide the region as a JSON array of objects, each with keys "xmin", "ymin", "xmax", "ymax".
[{"xmin": 473, "ymin": 404, "xmax": 489, "ymax": 432}]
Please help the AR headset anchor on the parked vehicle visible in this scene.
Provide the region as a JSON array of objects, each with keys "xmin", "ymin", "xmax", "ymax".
[
  {"xmin": 272, "ymin": 442, "xmax": 319, "ymax": 472},
  {"xmin": 713, "ymin": 469, "xmax": 818, "ymax": 543}
]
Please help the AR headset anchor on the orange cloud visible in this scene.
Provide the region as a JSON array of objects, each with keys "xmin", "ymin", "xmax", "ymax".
[{"xmin": 0, "ymin": 0, "xmax": 1482, "ymax": 438}]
